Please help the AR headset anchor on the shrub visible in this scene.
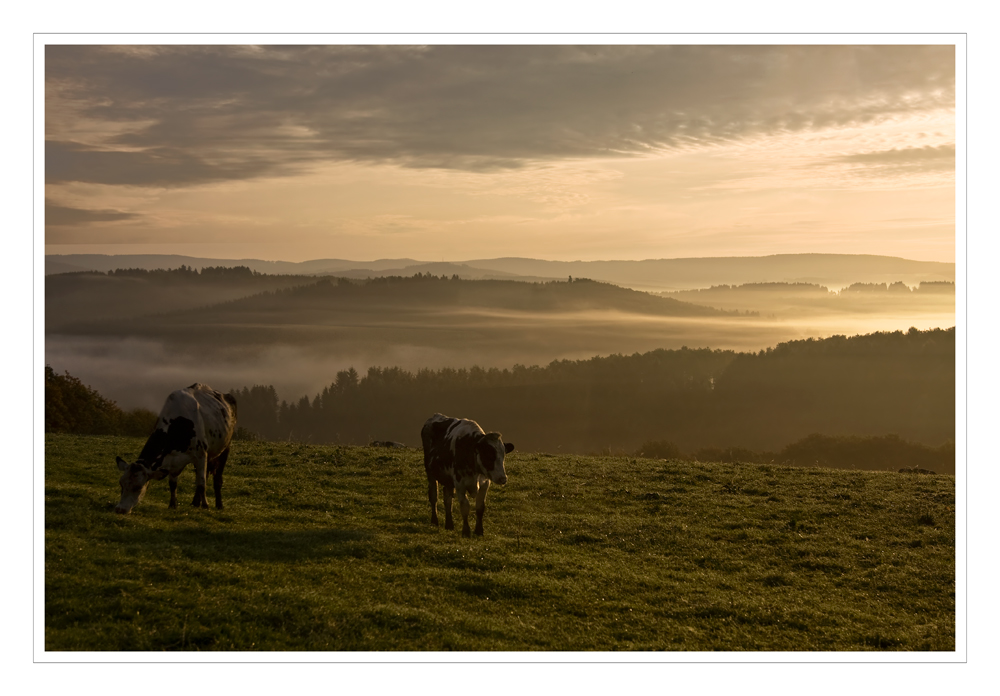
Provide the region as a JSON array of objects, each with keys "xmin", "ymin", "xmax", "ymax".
[{"xmin": 45, "ymin": 365, "xmax": 156, "ymax": 437}]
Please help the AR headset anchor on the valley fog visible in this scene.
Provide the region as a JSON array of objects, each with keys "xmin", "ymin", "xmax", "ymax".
[{"xmin": 47, "ymin": 304, "xmax": 955, "ymax": 411}]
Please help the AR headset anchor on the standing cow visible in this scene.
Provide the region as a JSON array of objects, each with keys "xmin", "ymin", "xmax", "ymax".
[
  {"xmin": 114, "ymin": 383, "xmax": 237, "ymax": 514},
  {"xmin": 421, "ymin": 413, "xmax": 515, "ymax": 537}
]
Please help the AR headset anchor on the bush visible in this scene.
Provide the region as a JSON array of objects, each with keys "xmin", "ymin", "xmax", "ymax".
[
  {"xmin": 232, "ymin": 426, "xmax": 261, "ymax": 441},
  {"xmin": 45, "ymin": 365, "xmax": 156, "ymax": 437}
]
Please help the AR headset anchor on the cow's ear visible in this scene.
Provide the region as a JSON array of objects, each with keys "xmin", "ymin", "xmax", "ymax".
[
  {"xmin": 504, "ymin": 442, "xmax": 515, "ymax": 454},
  {"xmin": 116, "ymin": 456, "xmax": 129, "ymax": 472}
]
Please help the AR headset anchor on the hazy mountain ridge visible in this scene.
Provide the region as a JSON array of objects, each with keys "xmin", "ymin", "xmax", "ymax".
[
  {"xmin": 44, "ymin": 253, "xmax": 955, "ymax": 292},
  {"xmin": 464, "ymin": 254, "xmax": 955, "ymax": 291},
  {"xmin": 52, "ymin": 274, "xmax": 741, "ymax": 338},
  {"xmin": 660, "ymin": 280, "xmax": 955, "ymax": 318},
  {"xmin": 45, "ymin": 260, "xmax": 957, "ymax": 416},
  {"xmin": 45, "ymin": 267, "xmax": 319, "ymax": 331}
]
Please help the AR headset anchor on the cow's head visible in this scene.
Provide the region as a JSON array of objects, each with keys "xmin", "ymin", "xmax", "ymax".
[
  {"xmin": 114, "ymin": 456, "xmax": 168, "ymax": 514},
  {"xmin": 477, "ymin": 432, "xmax": 515, "ymax": 485}
]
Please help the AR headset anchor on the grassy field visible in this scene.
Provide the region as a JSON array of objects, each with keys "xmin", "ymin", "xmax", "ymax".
[{"xmin": 44, "ymin": 433, "xmax": 955, "ymax": 652}]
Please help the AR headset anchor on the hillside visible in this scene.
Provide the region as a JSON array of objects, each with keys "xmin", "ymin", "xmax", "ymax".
[
  {"xmin": 188, "ymin": 275, "xmax": 739, "ymax": 318},
  {"xmin": 46, "ymin": 267, "xmax": 319, "ymax": 331},
  {"xmin": 45, "ymin": 253, "xmax": 955, "ymax": 292},
  {"xmin": 434, "ymin": 254, "xmax": 955, "ymax": 292},
  {"xmin": 51, "ymin": 274, "xmax": 741, "ymax": 341},
  {"xmin": 45, "ymin": 434, "xmax": 955, "ymax": 652},
  {"xmin": 660, "ymin": 281, "xmax": 955, "ymax": 318},
  {"xmin": 229, "ymin": 328, "xmax": 955, "ymax": 456}
]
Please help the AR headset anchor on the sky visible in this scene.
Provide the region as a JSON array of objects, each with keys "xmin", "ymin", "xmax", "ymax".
[{"xmin": 44, "ymin": 43, "xmax": 956, "ymax": 263}]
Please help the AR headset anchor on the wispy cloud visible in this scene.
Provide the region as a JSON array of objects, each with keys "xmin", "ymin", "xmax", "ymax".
[
  {"xmin": 46, "ymin": 45, "xmax": 955, "ymax": 188},
  {"xmin": 832, "ymin": 144, "xmax": 955, "ymax": 167},
  {"xmin": 45, "ymin": 198, "xmax": 139, "ymax": 226}
]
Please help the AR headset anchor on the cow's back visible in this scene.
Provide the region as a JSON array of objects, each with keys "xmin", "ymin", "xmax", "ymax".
[
  {"xmin": 422, "ymin": 413, "xmax": 486, "ymax": 482},
  {"xmin": 146, "ymin": 384, "xmax": 236, "ymax": 461},
  {"xmin": 187, "ymin": 383, "xmax": 237, "ymax": 457}
]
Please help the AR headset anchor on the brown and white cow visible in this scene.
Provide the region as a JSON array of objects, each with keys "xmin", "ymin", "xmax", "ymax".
[
  {"xmin": 421, "ymin": 413, "xmax": 514, "ymax": 537},
  {"xmin": 114, "ymin": 383, "xmax": 237, "ymax": 514}
]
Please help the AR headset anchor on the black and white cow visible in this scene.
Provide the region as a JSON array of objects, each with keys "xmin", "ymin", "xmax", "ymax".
[
  {"xmin": 114, "ymin": 383, "xmax": 237, "ymax": 514},
  {"xmin": 421, "ymin": 413, "xmax": 514, "ymax": 537}
]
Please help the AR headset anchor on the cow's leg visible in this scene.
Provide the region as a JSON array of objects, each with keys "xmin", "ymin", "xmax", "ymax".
[
  {"xmin": 427, "ymin": 475, "xmax": 439, "ymax": 525},
  {"xmin": 443, "ymin": 483, "xmax": 454, "ymax": 531},
  {"xmin": 191, "ymin": 452, "xmax": 209, "ymax": 508},
  {"xmin": 168, "ymin": 475, "xmax": 179, "ymax": 509},
  {"xmin": 458, "ymin": 483, "xmax": 472, "ymax": 538},
  {"xmin": 474, "ymin": 480, "xmax": 491, "ymax": 536},
  {"xmin": 212, "ymin": 447, "xmax": 229, "ymax": 510}
]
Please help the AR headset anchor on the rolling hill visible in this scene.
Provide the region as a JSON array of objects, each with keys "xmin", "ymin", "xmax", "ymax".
[{"xmin": 45, "ymin": 253, "xmax": 955, "ymax": 292}]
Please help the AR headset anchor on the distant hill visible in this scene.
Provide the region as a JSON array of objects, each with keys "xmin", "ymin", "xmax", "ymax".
[
  {"xmin": 44, "ymin": 253, "xmax": 954, "ymax": 292},
  {"xmin": 45, "ymin": 266, "xmax": 319, "ymax": 331},
  {"xmin": 213, "ymin": 275, "xmax": 740, "ymax": 317},
  {"xmin": 660, "ymin": 281, "xmax": 955, "ymax": 318},
  {"xmin": 321, "ymin": 261, "xmax": 559, "ymax": 284},
  {"xmin": 46, "ymin": 259, "xmax": 94, "ymax": 275},
  {"xmin": 44, "ymin": 254, "xmax": 423, "ymax": 276},
  {"xmin": 47, "ymin": 271, "xmax": 742, "ymax": 345},
  {"xmin": 464, "ymin": 254, "xmax": 955, "ymax": 292}
]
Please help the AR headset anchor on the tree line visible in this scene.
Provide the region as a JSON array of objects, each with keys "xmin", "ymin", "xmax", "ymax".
[
  {"xmin": 228, "ymin": 327, "xmax": 954, "ymax": 456},
  {"xmin": 106, "ymin": 265, "xmax": 265, "ymax": 279},
  {"xmin": 44, "ymin": 327, "xmax": 955, "ymax": 473}
]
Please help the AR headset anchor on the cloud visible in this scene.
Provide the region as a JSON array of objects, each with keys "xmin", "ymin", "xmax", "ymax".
[
  {"xmin": 833, "ymin": 144, "xmax": 955, "ymax": 167},
  {"xmin": 45, "ymin": 198, "xmax": 139, "ymax": 226},
  {"xmin": 45, "ymin": 140, "xmax": 282, "ymax": 187},
  {"xmin": 45, "ymin": 45, "xmax": 955, "ymax": 188}
]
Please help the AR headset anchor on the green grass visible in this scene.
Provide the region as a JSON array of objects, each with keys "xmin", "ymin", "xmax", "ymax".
[{"xmin": 45, "ymin": 434, "xmax": 955, "ymax": 652}]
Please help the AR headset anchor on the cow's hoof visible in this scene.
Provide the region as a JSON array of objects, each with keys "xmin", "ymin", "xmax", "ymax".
[
  {"xmin": 168, "ymin": 502, "xmax": 177, "ymax": 509},
  {"xmin": 200, "ymin": 501, "xmax": 210, "ymax": 509},
  {"xmin": 462, "ymin": 529, "xmax": 471, "ymax": 538},
  {"xmin": 215, "ymin": 503, "xmax": 224, "ymax": 510},
  {"xmin": 475, "ymin": 528, "xmax": 484, "ymax": 536},
  {"xmin": 445, "ymin": 521, "xmax": 454, "ymax": 531},
  {"xmin": 431, "ymin": 517, "xmax": 439, "ymax": 526}
]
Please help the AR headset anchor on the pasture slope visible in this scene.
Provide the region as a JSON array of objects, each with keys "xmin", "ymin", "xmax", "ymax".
[{"xmin": 45, "ymin": 434, "xmax": 955, "ymax": 652}]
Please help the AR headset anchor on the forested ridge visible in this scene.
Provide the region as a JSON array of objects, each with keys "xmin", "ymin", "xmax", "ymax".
[
  {"xmin": 47, "ymin": 270, "xmax": 748, "ymax": 348},
  {"xmin": 128, "ymin": 273, "xmax": 746, "ymax": 325},
  {"xmin": 660, "ymin": 280, "xmax": 955, "ymax": 317},
  {"xmin": 45, "ymin": 328, "xmax": 954, "ymax": 473},
  {"xmin": 46, "ymin": 265, "xmax": 319, "ymax": 330},
  {"xmin": 227, "ymin": 327, "xmax": 954, "ymax": 463}
]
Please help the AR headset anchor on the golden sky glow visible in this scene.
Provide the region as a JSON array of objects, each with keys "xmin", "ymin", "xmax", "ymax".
[{"xmin": 45, "ymin": 44, "xmax": 956, "ymax": 263}]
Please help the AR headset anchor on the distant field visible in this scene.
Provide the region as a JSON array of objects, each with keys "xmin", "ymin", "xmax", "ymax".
[{"xmin": 45, "ymin": 434, "xmax": 955, "ymax": 652}]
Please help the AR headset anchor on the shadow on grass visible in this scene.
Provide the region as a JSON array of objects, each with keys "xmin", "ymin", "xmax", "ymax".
[{"xmin": 98, "ymin": 527, "xmax": 376, "ymax": 563}]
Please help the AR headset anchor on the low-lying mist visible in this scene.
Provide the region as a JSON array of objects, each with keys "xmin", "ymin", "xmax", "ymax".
[{"xmin": 48, "ymin": 302, "xmax": 955, "ymax": 412}]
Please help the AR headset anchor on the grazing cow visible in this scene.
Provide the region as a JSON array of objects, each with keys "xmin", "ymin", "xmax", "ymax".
[
  {"xmin": 421, "ymin": 413, "xmax": 514, "ymax": 537},
  {"xmin": 114, "ymin": 383, "xmax": 237, "ymax": 514}
]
